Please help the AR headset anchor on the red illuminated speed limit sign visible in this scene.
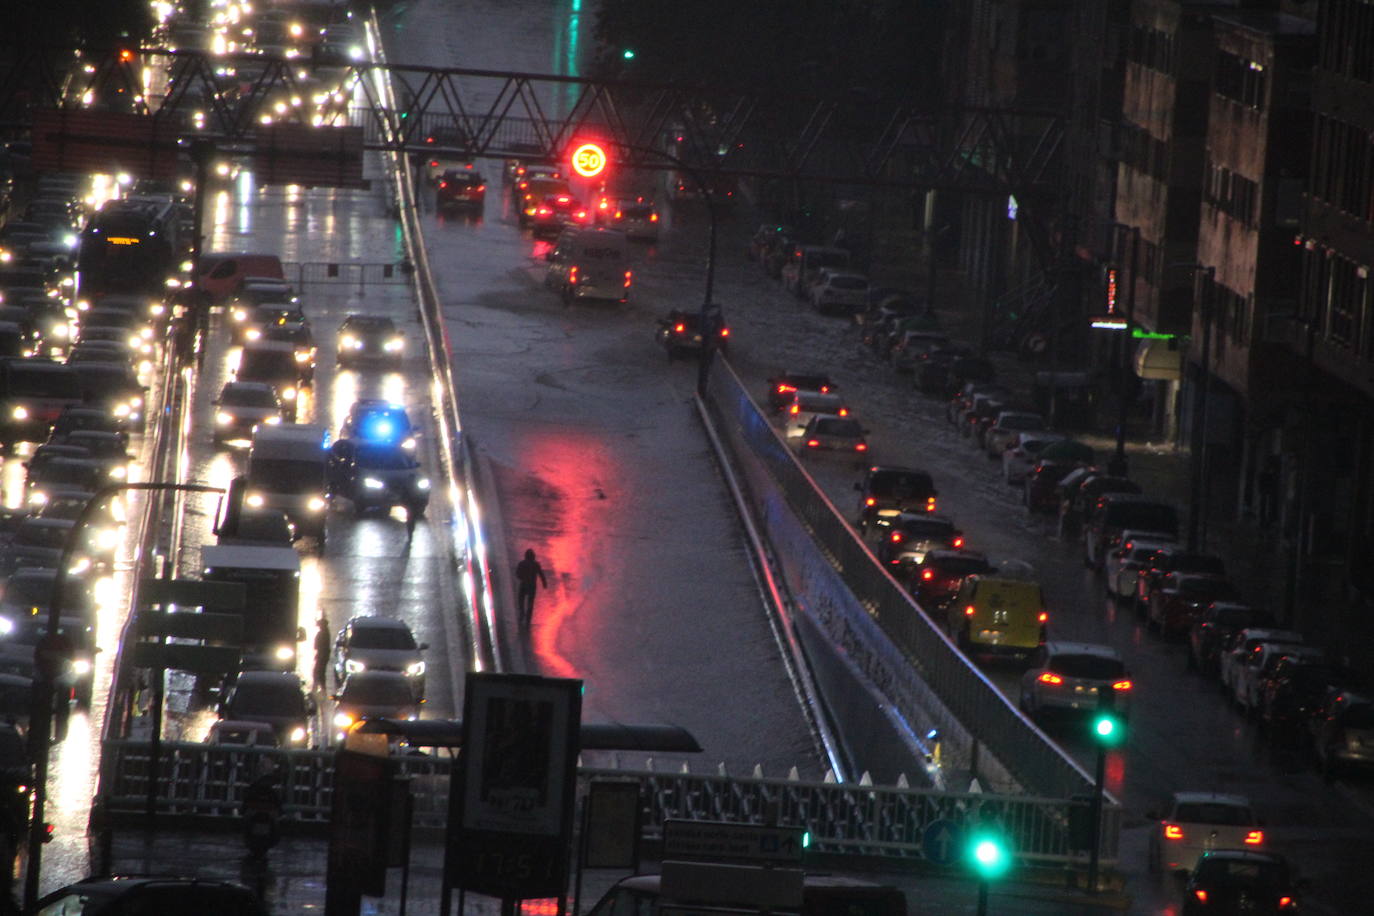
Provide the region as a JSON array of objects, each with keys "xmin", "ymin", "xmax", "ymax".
[{"xmin": 570, "ymin": 142, "xmax": 608, "ymax": 179}]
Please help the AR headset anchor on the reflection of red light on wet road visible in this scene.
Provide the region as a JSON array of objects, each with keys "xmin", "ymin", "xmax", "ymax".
[
  {"xmin": 1105, "ymin": 750, "xmax": 1126, "ymax": 797},
  {"xmin": 516, "ymin": 429, "xmax": 618, "ymax": 680}
]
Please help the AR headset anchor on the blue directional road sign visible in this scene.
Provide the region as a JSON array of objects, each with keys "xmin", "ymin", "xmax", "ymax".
[{"xmin": 922, "ymin": 819, "xmax": 965, "ymax": 866}]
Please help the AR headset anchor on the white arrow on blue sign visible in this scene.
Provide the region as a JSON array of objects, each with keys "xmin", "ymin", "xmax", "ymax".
[{"xmin": 921, "ymin": 819, "xmax": 964, "ymax": 866}]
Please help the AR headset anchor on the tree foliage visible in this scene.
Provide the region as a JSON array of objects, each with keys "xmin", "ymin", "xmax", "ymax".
[{"xmin": 592, "ymin": 0, "xmax": 943, "ymax": 101}]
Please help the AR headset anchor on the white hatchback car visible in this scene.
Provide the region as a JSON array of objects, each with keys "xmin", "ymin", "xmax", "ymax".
[
  {"xmin": 1002, "ymin": 433, "xmax": 1064, "ymax": 484},
  {"xmin": 1018, "ymin": 641, "xmax": 1132, "ymax": 719},
  {"xmin": 1148, "ymin": 792, "xmax": 1264, "ymax": 873},
  {"xmin": 1106, "ymin": 536, "xmax": 1176, "ymax": 601},
  {"xmin": 1220, "ymin": 628, "xmax": 1304, "ymax": 698},
  {"xmin": 810, "ymin": 270, "xmax": 870, "ymax": 316},
  {"xmin": 984, "ymin": 410, "xmax": 1047, "ymax": 458}
]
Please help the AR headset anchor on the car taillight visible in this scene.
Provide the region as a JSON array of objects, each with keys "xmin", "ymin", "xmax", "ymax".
[
  {"xmin": 1278, "ymin": 896, "xmax": 1293, "ymax": 909},
  {"xmin": 1244, "ymin": 830, "xmax": 1264, "ymax": 845},
  {"xmin": 557, "ymin": 195, "xmax": 571, "ymax": 203},
  {"xmin": 965, "ymin": 605, "xmax": 976, "ymax": 617},
  {"xmin": 838, "ymin": 407, "xmax": 848, "ymax": 416},
  {"xmin": 890, "ymin": 533, "xmax": 903, "ymax": 542},
  {"xmin": 537, "ymin": 207, "xmax": 551, "ymax": 215},
  {"xmin": 820, "ymin": 385, "xmax": 831, "ymax": 393},
  {"xmin": 624, "ymin": 271, "xmax": 633, "ymax": 287},
  {"xmin": 790, "ymin": 405, "xmax": 799, "ymax": 414},
  {"xmin": 855, "ymin": 442, "xmax": 867, "ymax": 451},
  {"xmin": 927, "ymin": 497, "xmax": 937, "ymax": 510},
  {"xmin": 1164, "ymin": 824, "xmax": 1184, "ymax": 840},
  {"xmin": 674, "ymin": 323, "xmax": 686, "ymax": 332},
  {"xmin": 1194, "ymin": 890, "xmax": 1208, "ymax": 904},
  {"xmin": 1038, "ymin": 672, "xmax": 1063, "ymax": 685},
  {"xmin": 476, "ymin": 184, "xmax": 485, "ymax": 192},
  {"xmin": 439, "ymin": 180, "xmax": 448, "ymax": 188},
  {"xmin": 568, "ymin": 267, "xmax": 578, "ymax": 285},
  {"xmin": 922, "ymin": 570, "xmax": 934, "ymax": 580},
  {"xmin": 806, "ymin": 439, "xmax": 820, "ymax": 447},
  {"xmin": 952, "ymin": 536, "xmax": 964, "ymax": 548},
  {"xmin": 720, "ymin": 327, "xmax": 730, "ymax": 337},
  {"xmin": 429, "ymin": 159, "xmax": 438, "ymax": 168},
  {"xmin": 1111, "ymin": 680, "xmax": 1132, "ymax": 691},
  {"xmin": 865, "ymin": 497, "xmax": 875, "ymax": 506},
  {"xmin": 778, "ymin": 384, "xmax": 795, "ymax": 394},
  {"xmin": 650, "ymin": 212, "xmax": 659, "ymax": 221},
  {"xmin": 1037, "ymin": 612, "xmax": 1048, "ymax": 623}
]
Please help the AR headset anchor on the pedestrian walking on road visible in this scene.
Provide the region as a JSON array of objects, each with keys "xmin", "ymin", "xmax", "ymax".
[
  {"xmin": 515, "ymin": 548, "xmax": 548, "ymax": 628},
  {"xmin": 313, "ymin": 618, "xmax": 331, "ymax": 691}
]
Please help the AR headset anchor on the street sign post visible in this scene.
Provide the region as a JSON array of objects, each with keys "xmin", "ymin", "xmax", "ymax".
[
  {"xmin": 662, "ymin": 820, "xmax": 806, "ymax": 865},
  {"xmin": 445, "ymin": 673, "xmax": 583, "ymax": 905},
  {"xmin": 921, "ymin": 819, "xmax": 965, "ymax": 866}
]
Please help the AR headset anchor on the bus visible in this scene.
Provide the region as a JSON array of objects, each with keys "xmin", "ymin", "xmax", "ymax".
[{"xmin": 75, "ymin": 196, "xmax": 185, "ymax": 302}]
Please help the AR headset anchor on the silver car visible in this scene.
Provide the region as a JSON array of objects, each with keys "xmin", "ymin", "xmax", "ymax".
[
  {"xmin": 1019, "ymin": 641, "xmax": 1132, "ymax": 719},
  {"xmin": 333, "ymin": 616, "xmax": 427, "ymax": 699}
]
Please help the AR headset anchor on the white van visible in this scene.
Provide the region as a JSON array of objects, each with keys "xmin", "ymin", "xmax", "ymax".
[{"xmin": 545, "ymin": 228, "xmax": 631, "ymax": 303}]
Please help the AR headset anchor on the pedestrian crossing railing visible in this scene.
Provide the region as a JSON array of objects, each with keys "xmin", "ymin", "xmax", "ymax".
[
  {"xmin": 282, "ymin": 260, "xmax": 411, "ymax": 289},
  {"xmin": 98, "ymin": 741, "xmax": 1117, "ymax": 866}
]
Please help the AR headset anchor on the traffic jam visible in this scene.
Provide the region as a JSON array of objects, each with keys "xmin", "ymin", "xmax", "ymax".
[{"xmin": 2, "ymin": 0, "xmax": 1372, "ymax": 911}]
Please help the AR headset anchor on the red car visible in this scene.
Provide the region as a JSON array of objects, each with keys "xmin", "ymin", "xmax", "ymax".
[
  {"xmin": 908, "ymin": 549, "xmax": 991, "ymax": 610},
  {"xmin": 1148, "ymin": 573, "xmax": 1243, "ymax": 639},
  {"xmin": 436, "ymin": 168, "xmax": 486, "ymax": 212},
  {"xmin": 1023, "ymin": 460, "xmax": 1078, "ymax": 514}
]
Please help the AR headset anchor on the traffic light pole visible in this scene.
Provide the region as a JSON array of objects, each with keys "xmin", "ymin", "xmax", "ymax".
[
  {"xmin": 1087, "ymin": 742, "xmax": 1106, "ymax": 894},
  {"xmin": 601, "ymin": 142, "xmax": 718, "ymax": 397},
  {"xmin": 23, "ymin": 481, "xmax": 222, "ymax": 911}
]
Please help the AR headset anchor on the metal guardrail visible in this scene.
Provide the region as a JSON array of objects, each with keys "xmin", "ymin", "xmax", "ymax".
[
  {"xmin": 99, "ymin": 741, "xmax": 1115, "ymax": 865},
  {"xmin": 700, "ymin": 360, "xmax": 1109, "ymax": 805},
  {"xmin": 281, "ymin": 260, "xmax": 410, "ymax": 289}
]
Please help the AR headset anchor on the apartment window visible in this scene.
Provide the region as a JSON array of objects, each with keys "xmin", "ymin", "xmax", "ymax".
[
  {"xmin": 1128, "ymin": 25, "xmax": 1175, "ymax": 74},
  {"xmin": 1215, "ymin": 52, "xmax": 1268, "ymax": 109},
  {"xmin": 1203, "ymin": 161, "xmax": 1259, "ymax": 226},
  {"xmin": 1327, "ymin": 255, "xmax": 1365, "ymax": 348},
  {"xmin": 1321, "ymin": 0, "xmax": 1374, "ymax": 83},
  {"xmin": 1311, "ymin": 114, "xmax": 1374, "ymax": 220}
]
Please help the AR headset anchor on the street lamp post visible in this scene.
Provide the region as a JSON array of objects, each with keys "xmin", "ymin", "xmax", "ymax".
[
  {"xmin": 1180, "ymin": 264, "xmax": 1216, "ymax": 552},
  {"xmin": 1108, "ymin": 225, "xmax": 1140, "ymax": 479},
  {"xmin": 23, "ymin": 481, "xmax": 222, "ymax": 911}
]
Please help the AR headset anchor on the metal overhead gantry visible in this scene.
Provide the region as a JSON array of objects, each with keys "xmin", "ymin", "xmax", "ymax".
[{"xmin": 0, "ymin": 46, "xmax": 1065, "ymax": 253}]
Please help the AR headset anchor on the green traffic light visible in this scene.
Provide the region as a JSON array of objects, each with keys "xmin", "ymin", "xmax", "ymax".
[
  {"xmin": 968, "ymin": 833, "xmax": 1011, "ymax": 880},
  {"xmin": 1092, "ymin": 712, "xmax": 1124, "ymax": 746},
  {"xmin": 802, "ymin": 831, "xmax": 811, "ymax": 849},
  {"xmin": 622, "ymin": 48, "xmax": 636, "ymax": 60}
]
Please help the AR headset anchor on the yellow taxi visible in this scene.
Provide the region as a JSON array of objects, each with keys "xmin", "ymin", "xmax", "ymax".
[{"xmin": 950, "ymin": 572, "xmax": 1048, "ymax": 658}]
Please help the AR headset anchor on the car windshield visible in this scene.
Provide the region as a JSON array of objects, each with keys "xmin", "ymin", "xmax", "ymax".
[
  {"xmin": 1001, "ymin": 414, "xmax": 1044, "ymax": 431},
  {"xmin": 343, "ymin": 317, "xmax": 394, "ymax": 335},
  {"xmin": 898, "ymin": 519, "xmax": 955, "ymax": 538},
  {"xmin": 247, "ymin": 460, "xmax": 321, "ymax": 493},
  {"xmin": 357, "ymin": 447, "xmax": 419, "ymax": 470},
  {"xmin": 17, "ymin": 525, "xmax": 70, "ymax": 549},
  {"xmin": 229, "ymin": 682, "xmax": 306, "ymax": 718},
  {"xmin": 350, "ymin": 626, "xmax": 417, "ymax": 650},
  {"xmin": 869, "ymin": 472, "xmax": 933, "ymax": 498},
  {"xmin": 815, "ymin": 418, "xmax": 862, "ymax": 437},
  {"xmin": 32, "ymin": 463, "xmax": 101, "ymax": 488},
  {"xmin": 239, "ymin": 349, "xmax": 296, "ymax": 377},
  {"xmin": 620, "ymin": 204, "xmax": 653, "ymax": 218},
  {"xmin": 1048, "ymin": 654, "xmax": 1124, "ymax": 679},
  {"xmin": 223, "ymin": 387, "xmax": 277, "ymax": 408},
  {"xmin": 1196, "ymin": 858, "xmax": 1287, "ymax": 887},
  {"xmin": 342, "ymin": 678, "xmax": 412, "ymax": 706},
  {"xmin": 1174, "ymin": 803, "xmax": 1253, "ymax": 825},
  {"xmin": 796, "ymin": 394, "xmax": 840, "ymax": 411},
  {"xmin": 930, "ymin": 557, "xmax": 989, "ymax": 577},
  {"xmin": 831, "ymin": 276, "xmax": 867, "ymax": 290}
]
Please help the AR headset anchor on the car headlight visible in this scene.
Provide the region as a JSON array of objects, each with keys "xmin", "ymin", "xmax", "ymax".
[
  {"xmin": 96, "ymin": 527, "xmax": 120, "ymax": 550},
  {"xmin": 405, "ymin": 660, "xmax": 425, "ymax": 676},
  {"xmin": 246, "ymin": 492, "xmax": 265, "ymax": 508},
  {"xmin": 28, "ymin": 491, "xmax": 47, "ymax": 506},
  {"xmin": 417, "ymin": 478, "xmax": 431, "ymax": 491},
  {"xmin": 333, "ymin": 711, "xmax": 355, "ymax": 729},
  {"xmin": 72, "ymin": 659, "xmax": 92, "ymax": 676},
  {"xmin": 217, "ymin": 411, "xmax": 234, "ymax": 425},
  {"xmin": 264, "ymin": 414, "xmax": 282, "ymax": 425},
  {"xmin": 289, "ymin": 726, "xmax": 307, "ymax": 744},
  {"xmin": 12, "ymin": 406, "xmax": 28, "ymax": 420},
  {"xmin": 139, "ymin": 327, "xmax": 153, "ymax": 340},
  {"xmin": 282, "ymin": 387, "xmax": 297, "ymax": 401},
  {"xmin": 150, "ymin": 303, "xmax": 166, "ymax": 317},
  {"xmin": 108, "ymin": 465, "xmax": 127, "ymax": 480},
  {"xmin": 130, "ymin": 396, "xmax": 143, "ymax": 408},
  {"xmin": 274, "ymin": 645, "xmax": 295, "ymax": 662},
  {"xmin": 340, "ymin": 335, "xmax": 357, "ymax": 349},
  {"xmin": 401, "ymin": 437, "xmax": 416, "ymax": 451},
  {"xmin": 294, "ymin": 350, "xmax": 311, "ymax": 363},
  {"xmin": 363, "ymin": 477, "xmax": 385, "ymax": 490},
  {"xmin": 307, "ymin": 495, "xmax": 326, "ymax": 511},
  {"xmin": 114, "ymin": 403, "xmax": 131, "ymax": 418},
  {"xmin": 345, "ymin": 659, "xmax": 365, "ymax": 674},
  {"xmin": 69, "ymin": 557, "xmax": 91, "ymax": 576},
  {"xmin": 51, "ymin": 324, "xmax": 69, "ymax": 339},
  {"xmin": 232, "ymin": 308, "xmax": 247, "ymax": 322},
  {"xmin": 0, "ymin": 619, "xmax": 12, "ymax": 636},
  {"xmin": 384, "ymin": 337, "xmax": 403, "ymax": 352}
]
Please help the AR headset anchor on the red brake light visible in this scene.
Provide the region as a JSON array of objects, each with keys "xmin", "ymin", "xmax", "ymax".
[
  {"xmin": 1037, "ymin": 612, "xmax": 1049, "ymax": 623},
  {"xmin": 927, "ymin": 497, "xmax": 937, "ymax": 510},
  {"xmin": 790, "ymin": 404, "xmax": 799, "ymax": 414},
  {"xmin": 855, "ymin": 442, "xmax": 867, "ymax": 451},
  {"xmin": 1111, "ymin": 680, "xmax": 1132, "ymax": 691},
  {"xmin": 439, "ymin": 180, "xmax": 448, "ymax": 188},
  {"xmin": 476, "ymin": 185, "xmax": 485, "ymax": 192},
  {"xmin": 838, "ymin": 407, "xmax": 848, "ymax": 416},
  {"xmin": 922, "ymin": 570, "xmax": 934, "ymax": 580},
  {"xmin": 864, "ymin": 497, "xmax": 876, "ymax": 506},
  {"xmin": 952, "ymin": 536, "xmax": 964, "ymax": 548},
  {"xmin": 806, "ymin": 439, "xmax": 820, "ymax": 447},
  {"xmin": 1164, "ymin": 824, "xmax": 1184, "ymax": 841},
  {"xmin": 1194, "ymin": 890, "xmax": 1208, "ymax": 904},
  {"xmin": 890, "ymin": 533, "xmax": 902, "ymax": 543},
  {"xmin": 1278, "ymin": 896, "xmax": 1293, "ymax": 908},
  {"xmin": 1244, "ymin": 829, "xmax": 1264, "ymax": 845},
  {"xmin": 777, "ymin": 384, "xmax": 795, "ymax": 394},
  {"xmin": 820, "ymin": 385, "xmax": 831, "ymax": 393},
  {"xmin": 720, "ymin": 327, "xmax": 729, "ymax": 337},
  {"xmin": 674, "ymin": 323, "xmax": 686, "ymax": 333},
  {"xmin": 964, "ymin": 605, "xmax": 976, "ymax": 617},
  {"xmin": 650, "ymin": 213, "xmax": 659, "ymax": 221},
  {"xmin": 1038, "ymin": 672, "xmax": 1063, "ymax": 685},
  {"xmin": 429, "ymin": 159, "xmax": 438, "ymax": 168},
  {"xmin": 465, "ymin": 163, "xmax": 473, "ymax": 169},
  {"xmin": 568, "ymin": 267, "xmax": 578, "ymax": 285},
  {"xmin": 613, "ymin": 210, "xmax": 622, "ymax": 219}
]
